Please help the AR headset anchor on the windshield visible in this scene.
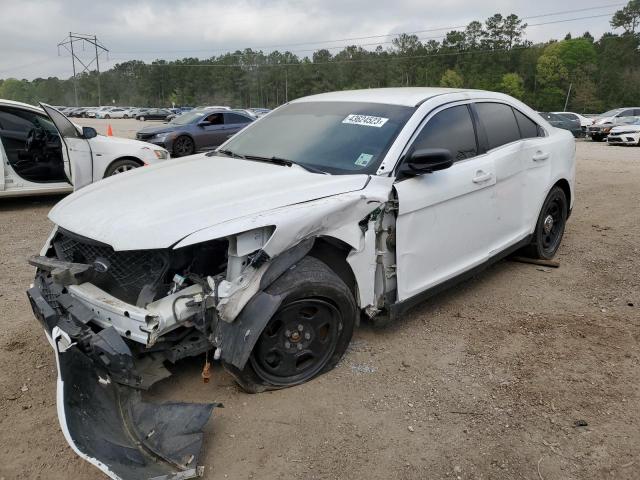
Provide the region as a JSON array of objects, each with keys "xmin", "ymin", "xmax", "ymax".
[
  {"xmin": 220, "ymin": 101, "xmax": 414, "ymax": 174},
  {"xmin": 600, "ymin": 109, "xmax": 623, "ymax": 117},
  {"xmin": 169, "ymin": 111, "xmax": 205, "ymax": 125}
]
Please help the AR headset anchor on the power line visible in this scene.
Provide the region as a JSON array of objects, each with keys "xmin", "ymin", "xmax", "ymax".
[
  {"xmin": 57, "ymin": 32, "xmax": 109, "ymax": 106},
  {"xmin": 107, "ymin": 12, "xmax": 618, "ymax": 66},
  {"xmin": 115, "ymin": 43, "xmax": 567, "ymax": 70},
  {"xmin": 111, "ymin": 2, "xmax": 625, "ymax": 56}
]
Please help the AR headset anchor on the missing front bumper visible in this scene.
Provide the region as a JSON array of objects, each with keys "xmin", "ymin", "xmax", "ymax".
[{"xmin": 28, "ymin": 284, "xmax": 220, "ymax": 480}]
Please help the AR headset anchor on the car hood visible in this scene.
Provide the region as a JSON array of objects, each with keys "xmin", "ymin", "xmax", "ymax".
[
  {"xmin": 594, "ymin": 116, "xmax": 614, "ymax": 125},
  {"xmin": 49, "ymin": 154, "xmax": 369, "ymax": 251},
  {"xmin": 137, "ymin": 124, "xmax": 177, "ymax": 135},
  {"xmin": 89, "ymin": 134, "xmax": 164, "ymax": 149},
  {"xmin": 610, "ymin": 124, "xmax": 640, "ymax": 133}
]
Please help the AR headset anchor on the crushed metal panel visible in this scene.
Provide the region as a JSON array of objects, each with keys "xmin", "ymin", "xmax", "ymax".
[{"xmin": 53, "ymin": 329, "xmax": 219, "ymax": 480}]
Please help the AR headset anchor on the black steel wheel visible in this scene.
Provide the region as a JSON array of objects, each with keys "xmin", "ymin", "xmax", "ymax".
[
  {"xmin": 225, "ymin": 256, "xmax": 356, "ymax": 393},
  {"xmin": 250, "ymin": 299, "xmax": 341, "ymax": 385},
  {"xmin": 525, "ymin": 186, "xmax": 568, "ymax": 260},
  {"xmin": 173, "ymin": 136, "xmax": 195, "ymax": 157}
]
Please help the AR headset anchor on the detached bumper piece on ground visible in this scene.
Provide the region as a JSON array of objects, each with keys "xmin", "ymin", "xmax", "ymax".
[{"xmin": 27, "ymin": 278, "xmax": 220, "ymax": 480}]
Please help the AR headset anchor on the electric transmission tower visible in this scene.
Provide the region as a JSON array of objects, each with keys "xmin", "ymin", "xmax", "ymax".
[{"xmin": 57, "ymin": 33, "xmax": 109, "ymax": 106}]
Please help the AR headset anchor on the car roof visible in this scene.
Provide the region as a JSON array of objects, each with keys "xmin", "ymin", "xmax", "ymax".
[
  {"xmin": 292, "ymin": 87, "xmax": 478, "ymax": 107},
  {"xmin": 0, "ymin": 98, "xmax": 43, "ymax": 112}
]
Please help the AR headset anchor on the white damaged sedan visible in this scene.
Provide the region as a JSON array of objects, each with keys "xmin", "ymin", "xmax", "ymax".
[{"xmin": 27, "ymin": 88, "xmax": 575, "ymax": 479}]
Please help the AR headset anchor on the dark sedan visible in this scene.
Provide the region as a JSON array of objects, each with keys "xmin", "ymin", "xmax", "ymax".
[
  {"xmin": 538, "ymin": 112, "xmax": 583, "ymax": 138},
  {"xmin": 135, "ymin": 109, "xmax": 254, "ymax": 156},
  {"xmin": 136, "ymin": 108, "xmax": 172, "ymax": 121}
]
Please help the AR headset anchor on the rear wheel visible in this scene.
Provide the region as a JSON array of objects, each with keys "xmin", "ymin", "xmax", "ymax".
[
  {"xmin": 224, "ymin": 256, "xmax": 356, "ymax": 393},
  {"xmin": 104, "ymin": 114, "xmax": 111, "ymax": 119},
  {"xmin": 524, "ymin": 186, "xmax": 568, "ymax": 260},
  {"xmin": 173, "ymin": 136, "xmax": 195, "ymax": 157},
  {"xmin": 104, "ymin": 159, "xmax": 140, "ymax": 177}
]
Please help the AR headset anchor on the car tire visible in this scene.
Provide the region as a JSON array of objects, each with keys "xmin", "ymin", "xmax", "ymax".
[
  {"xmin": 123, "ymin": 114, "xmax": 128, "ymax": 119},
  {"xmin": 104, "ymin": 114, "xmax": 111, "ymax": 119},
  {"xmin": 523, "ymin": 186, "xmax": 568, "ymax": 260},
  {"xmin": 104, "ymin": 159, "xmax": 141, "ymax": 177},
  {"xmin": 591, "ymin": 134, "xmax": 604, "ymax": 142},
  {"xmin": 223, "ymin": 256, "xmax": 357, "ymax": 393},
  {"xmin": 173, "ymin": 135, "xmax": 195, "ymax": 157}
]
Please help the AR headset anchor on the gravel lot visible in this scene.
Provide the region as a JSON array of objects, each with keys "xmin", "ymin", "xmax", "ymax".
[{"xmin": 0, "ymin": 132, "xmax": 638, "ymax": 479}]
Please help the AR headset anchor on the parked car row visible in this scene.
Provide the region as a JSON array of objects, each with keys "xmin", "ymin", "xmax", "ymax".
[
  {"xmin": 586, "ymin": 107, "xmax": 640, "ymax": 144},
  {"xmin": 534, "ymin": 108, "xmax": 640, "ymax": 146},
  {"xmin": 56, "ymin": 105, "xmax": 271, "ymax": 122}
]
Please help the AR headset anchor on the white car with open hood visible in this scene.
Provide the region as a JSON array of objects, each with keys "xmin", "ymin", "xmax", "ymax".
[
  {"xmin": 0, "ymin": 100, "xmax": 170, "ymax": 197},
  {"xmin": 27, "ymin": 88, "xmax": 575, "ymax": 479}
]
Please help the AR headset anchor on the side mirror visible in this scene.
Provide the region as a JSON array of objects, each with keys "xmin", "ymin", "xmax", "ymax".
[
  {"xmin": 398, "ymin": 148, "xmax": 454, "ymax": 177},
  {"xmin": 82, "ymin": 126, "xmax": 98, "ymax": 139}
]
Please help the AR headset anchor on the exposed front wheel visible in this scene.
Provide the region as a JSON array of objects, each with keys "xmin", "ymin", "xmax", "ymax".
[
  {"xmin": 225, "ymin": 256, "xmax": 356, "ymax": 393},
  {"xmin": 104, "ymin": 159, "xmax": 141, "ymax": 177},
  {"xmin": 524, "ymin": 186, "xmax": 568, "ymax": 260},
  {"xmin": 173, "ymin": 135, "xmax": 195, "ymax": 157}
]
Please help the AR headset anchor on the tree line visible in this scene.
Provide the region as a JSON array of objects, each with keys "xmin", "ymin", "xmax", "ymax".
[{"xmin": 1, "ymin": 1, "xmax": 639, "ymax": 113}]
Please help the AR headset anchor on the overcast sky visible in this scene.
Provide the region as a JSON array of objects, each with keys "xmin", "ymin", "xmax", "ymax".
[{"xmin": 0, "ymin": 0, "xmax": 628, "ymax": 80}]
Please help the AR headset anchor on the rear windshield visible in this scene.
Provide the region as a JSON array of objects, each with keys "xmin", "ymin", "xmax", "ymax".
[{"xmin": 221, "ymin": 101, "xmax": 415, "ymax": 174}]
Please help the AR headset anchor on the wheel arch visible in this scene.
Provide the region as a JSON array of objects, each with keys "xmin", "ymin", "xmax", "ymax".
[
  {"xmin": 103, "ymin": 156, "xmax": 144, "ymax": 178},
  {"xmin": 218, "ymin": 235, "xmax": 359, "ymax": 371},
  {"xmin": 553, "ymin": 178, "xmax": 572, "ymax": 215},
  {"xmin": 308, "ymin": 236, "xmax": 358, "ymax": 299}
]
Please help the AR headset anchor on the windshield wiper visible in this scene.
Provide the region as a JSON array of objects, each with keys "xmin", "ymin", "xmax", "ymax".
[
  {"xmin": 210, "ymin": 149, "xmax": 245, "ymax": 159},
  {"xmin": 210, "ymin": 150, "xmax": 326, "ymax": 174}
]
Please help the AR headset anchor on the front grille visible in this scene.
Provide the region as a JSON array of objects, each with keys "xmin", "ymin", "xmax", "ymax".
[{"xmin": 53, "ymin": 230, "xmax": 170, "ymax": 305}]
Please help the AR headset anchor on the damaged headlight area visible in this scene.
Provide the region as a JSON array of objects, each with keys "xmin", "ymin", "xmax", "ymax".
[{"xmin": 27, "ymin": 225, "xmax": 276, "ymax": 479}]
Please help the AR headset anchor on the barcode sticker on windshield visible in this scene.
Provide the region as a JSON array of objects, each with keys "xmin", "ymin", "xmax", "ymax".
[{"xmin": 343, "ymin": 114, "xmax": 389, "ymax": 128}]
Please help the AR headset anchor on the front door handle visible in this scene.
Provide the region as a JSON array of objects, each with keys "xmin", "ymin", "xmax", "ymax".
[
  {"xmin": 472, "ymin": 171, "xmax": 493, "ymax": 184},
  {"xmin": 533, "ymin": 151, "xmax": 550, "ymax": 162}
]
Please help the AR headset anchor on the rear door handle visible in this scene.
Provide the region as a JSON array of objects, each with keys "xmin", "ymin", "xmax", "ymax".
[
  {"xmin": 532, "ymin": 151, "xmax": 550, "ymax": 162},
  {"xmin": 472, "ymin": 171, "xmax": 493, "ymax": 184}
]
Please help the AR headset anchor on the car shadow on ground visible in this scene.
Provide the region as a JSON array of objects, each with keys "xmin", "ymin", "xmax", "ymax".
[{"xmin": 0, "ymin": 194, "xmax": 67, "ymax": 212}]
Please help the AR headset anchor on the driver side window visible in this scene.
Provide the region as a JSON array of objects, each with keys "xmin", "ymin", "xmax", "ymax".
[
  {"xmin": 411, "ymin": 105, "xmax": 478, "ymax": 161},
  {"xmin": 205, "ymin": 113, "xmax": 224, "ymax": 125}
]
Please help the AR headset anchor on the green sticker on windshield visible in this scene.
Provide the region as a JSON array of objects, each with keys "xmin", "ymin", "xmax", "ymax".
[{"xmin": 355, "ymin": 153, "xmax": 373, "ymax": 167}]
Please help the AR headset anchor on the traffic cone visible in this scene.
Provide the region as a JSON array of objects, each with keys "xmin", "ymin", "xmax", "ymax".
[{"xmin": 107, "ymin": 124, "xmax": 113, "ymax": 136}]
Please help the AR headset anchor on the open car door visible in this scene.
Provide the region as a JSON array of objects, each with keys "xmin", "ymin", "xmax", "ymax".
[{"xmin": 40, "ymin": 103, "xmax": 93, "ymax": 190}]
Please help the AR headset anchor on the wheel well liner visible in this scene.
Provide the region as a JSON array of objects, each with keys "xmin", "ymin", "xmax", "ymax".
[
  {"xmin": 308, "ymin": 237, "xmax": 357, "ymax": 298},
  {"xmin": 219, "ymin": 236, "xmax": 358, "ymax": 370},
  {"xmin": 553, "ymin": 178, "xmax": 572, "ymax": 217}
]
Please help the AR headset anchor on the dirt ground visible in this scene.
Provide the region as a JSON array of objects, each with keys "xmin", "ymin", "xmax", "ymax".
[{"xmin": 0, "ymin": 136, "xmax": 638, "ymax": 480}]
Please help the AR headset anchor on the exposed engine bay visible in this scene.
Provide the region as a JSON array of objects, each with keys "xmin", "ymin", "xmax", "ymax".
[{"xmin": 27, "ymin": 194, "xmax": 398, "ymax": 479}]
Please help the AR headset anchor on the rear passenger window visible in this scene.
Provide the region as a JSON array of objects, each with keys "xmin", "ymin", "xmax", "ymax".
[
  {"xmin": 411, "ymin": 105, "xmax": 477, "ymax": 161},
  {"xmin": 224, "ymin": 113, "xmax": 252, "ymax": 124},
  {"xmin": 475, "ymin": 103, "xmax": 521, "ymax": 150},
  {"xmin": 513, "ymin": 109, "xmax": 540, "ymax": 139}
]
